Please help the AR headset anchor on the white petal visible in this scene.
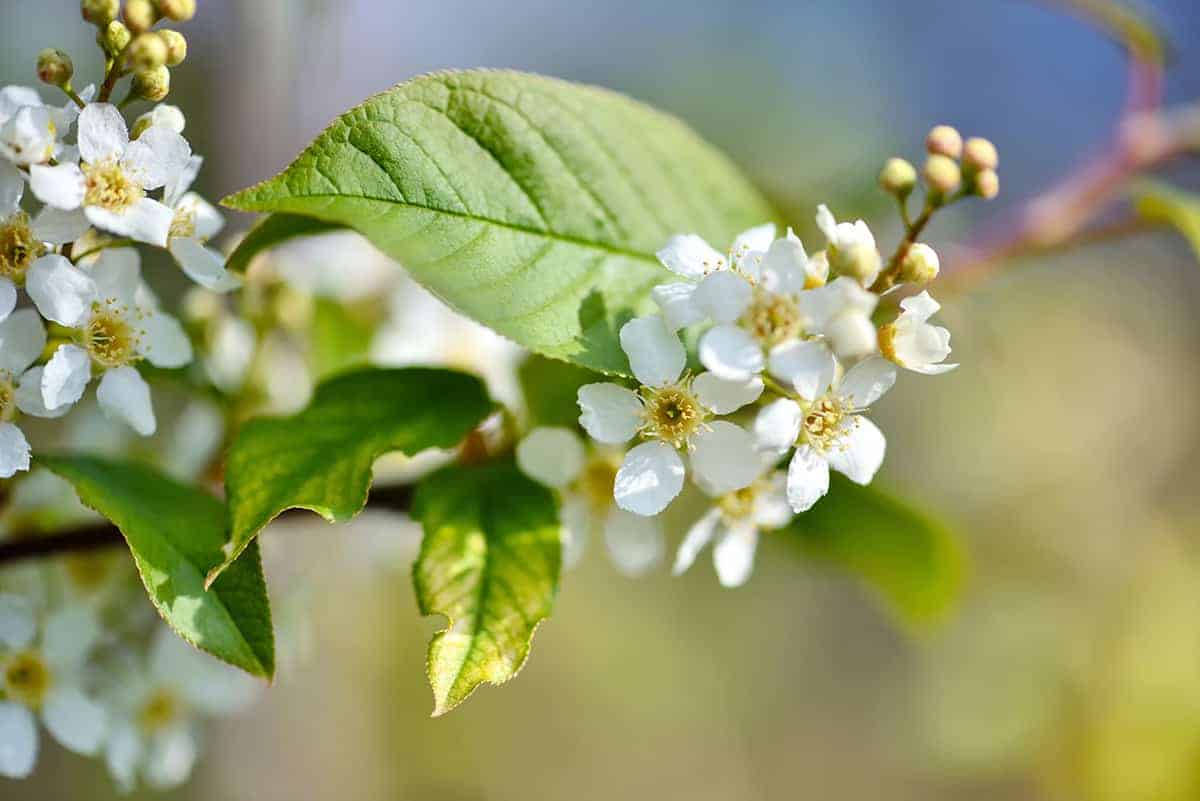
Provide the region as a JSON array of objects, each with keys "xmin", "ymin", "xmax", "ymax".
[
  {"xmin": 824, "ymin": 310, "xmax": 878, "ymax": 361},
  {"xmin": 613, "ymin": 440, "xmax": 684, "ymax": 516},
  {"xmin": 577, "ymin": 383, "xmax": 642, "ymax": 444},
  {"xmin": 105, "ymin": 723, "xmax": 144, "ymax": 794},
  {"xmin": 41, "ymin": 687, "xmax": 107, "ymax": 756},
  {"xmin": 0, "ymin": 159, "xmax": 22, "ymax": 216},
  {"xmin": 730, "ymin": 223, "xmax": 776, "ymax": 268},
  {"xmin": 0, "ymin": 702, "xmax": 37, "ymax": 779},
  {"xmin": 692, "ymin": 270, "xmax": 753, "ymax": 324},
  {"xmin": 41, "ymin": 344, "xmax": 91, "ymax": 412},
  {"xmin": 759, "ymin": 230, "xmax": 810, "ymax": 293},
  {"xmin": 671, "ymin": 508, "xmax": 720, "ymax": 576},
  {"xmin": 899, "ymin": 290, "xmax": 940, "ymax": 321},
  {"xmin": 909, "ymin": 361, "xmax": 959, "ymax": 376},
  {"xmin": 752, "ymin": 472, "xmax": 793, "ymax": 529},
  {"xmin": 164, "ymin": 154, "xmax": 201, "ymax": 208},
  {"xmin": 619, "ymin": 315, "xmax": 684, "ymax": 388},
  {"xmin": 91, "ymin": 247, "xmax": 142, "ymax": 303},
  {"xmin": 559, "ymin": 495, "xmax": 590, "ymax": 570},
  {"xmin": 714, "ymin": 524, "xmax": 759, "ymax": 588},
  {"xmin": 797, "ymin": 276, "xmax": 877, "ymax": 331},
  {"xmin": 767, "ymin": 339, "xmax": 836, "ymax": 401},
  {"xmin": 97, "ymin": 366, "xmax": 156, "ymax": 436},
  {"xmin": 753, "ymin": 398, "xmax": 802, "ymax": 454},
  {"xmin": 0, "ymin": 87, "xmax": 42, "ymax": 122},
  {"xmin": 698, "ymin": 324, "xmax": 764, "ymax": 381},
  {"xmin": 29, "ymin": 162, "xmax": 85, "ymax": 210},
  {"xmin": 690, "ymin": 420, "xmax": 759, "ymax": 495},
  {"xmin": 656, "ymin": 234, "xmax": 725, "ymax": 279},
  {"xmin": 178, "ymin": 191, "xmax": 224, "ymax": 240},
  {"xmin": 650, "ymin": 281, "xmax": 704, "ymax": 331},
  {"xmin": 0, "ymin": 309, "xmax": 46, "ymax": 374},
  {"xmin": 815, "ymin": 204, "xmax": 838, "ymax": 242},
  {"xmin": 827, "ymin": 417, "xmax": 886, "ymax": 485},
  {"xmin": 515, "ymin": 427, "xmax": 586, "ymax": 488},
  {"xmin": 149, "ymin": 629, "xmax": 257, "ymax": 715},
  {"xmin": 0, "ymin": 423, "xmax": 31, "ymax": 479},
  {"xmin": 602, "ymin": 508, "xmax": 665, "ymax": 576},
  {"xmin": 0, "ymin": 278, "xmax": 13, "ymax": 323},
  {"xmin": 85, "ymin": 197, "xmax": 173, "ymax": 247},
  {"xmin": 30, "ymin": 206, "xmax": 90, "ymax": 244},
  {"xmin": 0, "ymin": 594, "xmax": 35, "ymax": 649},
  {"xmin": 0, "ymin": 107, "xmax": 57, "ymax": 166},
  {"xmin": 693, "ymin": 372, "xmax": 762, "ymax": 414},
  {"xmin": 16, "ymin": 368, "xmax": 69, "ymax": 419},
  {"xmin": 122, "ymin": 125, "xmax": 190, "ymax": 190},
  {"xmin": 140, "ymin": 312, "xmax": 193, "ymax": 368},
  {"xmin": 144, "ymin": 727, "xmax": 197, "ymax": 790},
  {"xmin": 77, "ymin": 103, "xmax": 128, "ymax": 164},
  {"xmin": 786, "ymin": 446, "xmax": 830, "ymax": 512},
  {"xmin": 42, "ymin": 606, "xmax": 100, "ymax": 672},
  {"xmin": 25, "ymin": 254, "xmax": 95, "ymax": 326},
  {"xmin": 169, "ymin": 238, "xmax": 240, "ymax": 292},
  {"xmin": 838, "ymin": 356, "xmax": 897, "ymax": 408}
]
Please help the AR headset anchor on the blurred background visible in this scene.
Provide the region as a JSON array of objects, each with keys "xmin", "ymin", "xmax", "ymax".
[{"xmin": 6, "ymin": 0, "xmax": 1200, "ymax": 799}]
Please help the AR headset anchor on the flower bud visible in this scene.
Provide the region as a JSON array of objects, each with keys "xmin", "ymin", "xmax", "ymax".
[
  {"xmin": 81, "ymin": 0, "xmax": 120, "ymax": 26},
  {"xmin": 128, "ymin": 33, "xmax": 168, "ymax": 70},
  {"xmin": 830, "ymin": 242, "xmax": 881, "ymax": 288},
  {"xmin": 124, "ymin": 0, "xmax": 159, "ymax": 34},
  {"xmin": 132, "ymin": 66, "xmax": 171, "ymax": 102},
  {"xmin": 973, "ymin": 169, "xmax": 1000, "ymax": 200},
  {"xmin": 898, "ymin": 243, "xmax": 939, "ymax": 285},
  {"xmin": 878, "ymin": 157, "xmax": 917, "ymax": 197},
  {"xmin": 99, "ymin": 21, "xmax": 132, "ymax": 55},
  {"xmin": 962, "ymin": 137, "xmax": 998, "ymax": 172},
  {"xmin": 156, "ymin": 0, "xmax": 197, "ymax": 21},
  {"xmin": 923, "ymin": 154, "xmax": 961, "ymax": 196},
  {"xmin": 158, "ymin": 30, "xmax": 187, "ymax": 66},
  {"xmin": 36, "ymin": 49, "xmax": 74, "ymax": 86},
  {"xmin": 131, "ymin": 104, "xmax": 185, "ymax": 139},
  {"xmin": 925, "ymin": 125, "xmax": 963, "ymax": 159}
]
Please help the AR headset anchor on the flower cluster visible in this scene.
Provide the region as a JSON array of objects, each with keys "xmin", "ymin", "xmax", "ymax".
[{"xmin": 0, "ymin": 2, "xmax": 236, "ymax": 479}]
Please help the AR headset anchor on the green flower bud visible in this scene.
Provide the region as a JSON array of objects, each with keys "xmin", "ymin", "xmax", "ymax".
[
  {"xmin": 155, "ymin": 0, "xmax": 196, "ymax": 22},
  {"xmin": 974, "ymin": 169, "xmax": 1000, "ymax": 200},
  {"xmin": 132, "ymin": 65, "xmax": 170, "ymax": 101},
  {"xmin": 962, "ymin": 137, "xmax": 998, "ymax": 172},
  {"xmin": 124, "ymin": 0, "xmax": 159, "ymax": 34},
  {"xmin": 830, "ymin": 242, "xmax": 881, "ymax": 287},
  {"xmin": 158, "ymin": 30, "xmax": 187, "ymax": 66},
  {"xmin": 81, "ymin": 0, "xmax": 120, "ymax": 26},
  {"xmin": 878, "ymin": 157, "xmax": 917, "ymax": 197},
  {"xmin": 898, "ymin": 242, "xmax": 940, "ymax": 285},
  {"xmin": 127, "ymin": 33, "xmax": 169, "ymax": 71},
  {"xmin": 100, "ymin": 21, "xmax": 132, "ymax": 55},
  {"xmin": 36, "ymin": 49, "xmax": 74, "ymax": 86},
  {"xmin": 923, "ymin": 154, "xmax": 962, "ymax": 196},
  {"xmin": 925, "ymin": 124, "xmax": 963, "ymax": 159}
]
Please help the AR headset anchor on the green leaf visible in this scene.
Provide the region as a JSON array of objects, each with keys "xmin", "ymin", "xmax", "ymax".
[
  {"xmin": 223, "ymin": 69, "xmax": 777, "ymax": 375},
  {"xmin": 309, "ymin": 298, "xmax": 376, "ymax": 380},
  {"xmin": 1132, "ymin": 181, "xmax": 1200, "ymax": 260},
  {"xmin": 37, "ymin": 454, "xmax": 274, "ymax": 678},
  {"xmin": 517, "ymin": 353, "xmax": 598, "ymax": 429},
  {"xmin": 212, "ymin": 367, "xmax": 494, "ymax": 586},
  {"xmin": 224, "ymin": 212, "xmax": 345, "ymax": 275},
  {"xmin": 783, "ymin": 475, "xmax": 965, "ymax": 628},
  {"xmin": 412, "ymin": 460, "xmax": 561, "ymax": 716}
]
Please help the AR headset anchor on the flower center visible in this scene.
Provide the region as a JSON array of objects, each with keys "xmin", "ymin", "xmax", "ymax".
[
  {"xmin": 138, "ymin": 688, "xmax": 184, "ymax": 733},
  {"xmin": 578, "ymin": 455, "xmax": 619, "ymax": 512},
  {"xmin": 801, "ymin": 395, "xmax": 851, "ymax": 454},
  {"xmin": 718, "ymin": 484, "xmax": 758, "ymax": 522},
  {"xmin": 741, "ymin": 288, "xmax": 803, "ymax": 347},
  {"xmin": 169, "ymin": 207, "xmax": 196, "ymax": 240},
  {"xmin": 641, "ymin": 381, "xmax": 706, "ymax": 449},
  {"xmin": 3, "ymin": 651, "xmax": 52, "ymax": 708},
  {"xmin": 877, "ymin": 323, "xmax": 899, "ymax": 364},
  {"xmin": 84, "ymin": 303, "xmax": 140, "ymax": 368},
  {"xmin": 83, "ymin": 159, "xmax": 143, "ymax": 214},
  {"xmin": 0, "ymin": 212, "xmax": 44, "ymax": 282},
  {"xmin": 63, "ymin": 553, "xmax": 113, "ymax": 592},
  {"xmin": 0, "ymin": 372, "xmax": 16, "ymax": 423}
]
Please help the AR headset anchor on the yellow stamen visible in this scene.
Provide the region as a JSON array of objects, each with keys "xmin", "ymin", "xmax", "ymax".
[
  {"xmin": 3, "ymin": 651, "xmax": 52, "ymax": 708},
  {"xmin": 83, "ymin": 159, "xmax": 143, "ymax": 213},
  {"xmin": 0, "ymin": 212, "xmax": 44, "ymax": 282},
  {"xmin": 639, "ymin": 379, "xmax": 707, "ymax": 449},
  {"xmin": 84, "ymin": 302, "xmax": 140, "ymax": 368}
]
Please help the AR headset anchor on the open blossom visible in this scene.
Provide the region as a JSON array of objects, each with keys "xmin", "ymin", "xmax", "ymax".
[
  {"xmin": 30, "ymin": 103, "xmax": 189, "ymax": 247},
  {"xmin": 0, "ymin": 310, "xmax": 51, "ymax": 478},
  {"xmin": 815, "ymin": 203, "xmax": 882, "ymax": 287},
  {"xmin": 0, "ymin": 597, "xmax": 107, "ymax": 779},
  {"xmin": 795, "ymin": 276, "xmax": 880, "ymax": 362},
  {"xmin": 26, "ymin": 249, "xmax": 192, "ymax": 435},
  {"xmin": 516, "ymin": 426, "xmax": 665, "ymax": 575},
  {"xmin": 164, "ymin": 153, "xmax": 239, "ymax": 292},
  {"xmin": 0, "ymin": 85, "xmax": 84, "ymax": 167},
  {"xmin": 755, "ymin": 357, "xmax": 897, "ymax": 512},
  {"xmin": 577, "ymin": 314, "xmax": 762, "ymax": 516},
  {"xmin": 879, "ymin": 291, "xmax": 957, "ymax": 374},
  {"xmin": 672, "ymin": 469, "xmax": 793, "ymax": 587}
]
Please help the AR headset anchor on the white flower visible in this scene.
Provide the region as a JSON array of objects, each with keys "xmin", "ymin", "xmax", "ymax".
[
  {"xmin": 672, "ymin": 470, "xmax": 792, "ymax": 587},
  {"xmin": 29, "ymin": 104, "xmax": 189, "ymax": 247},
  {"xmin": 516, "ymin": 426, "xmax": 665, "ymax": 576},
  {"xmin": 26, "ymin": 249, "xmax": 193, "ymax": 434},
  {"xmin": 576, "ymin": 314, "xmax": 762, "ymax": 516},
  {"xmin": 754, "ymin": 357, "xmax": 897, "ymax": 513},
  {"xmin": 164, "ymin": 153, "xmax": 239, "ymax": 291},
  {"xmin": 103, "ymin": 628, "xmax": 258, "ymax": 793},
  {"xmin": 651, "ymin": 223, "xmax": 776, "ymax": 330},
  {"xmin": 815, "ymin": 203, "xmax": 882, "ymax": 287},
  {"xmin": 0, "ymin": 310, "xmax": 53, "ymax": 478},
  {"xmin": 879, "ymin": 291, "xmax": 958, "ymax": 374},
  {"xmin": 0, "ymin": 596, "xmax": 108, "ymax": 778},
  {"xmin": 0, "ymin": 85, "xmax": 83, "ymax": 167},
  {"xmin": 796, "ymin": 276, "xmax": 880, "ymax": 361}
]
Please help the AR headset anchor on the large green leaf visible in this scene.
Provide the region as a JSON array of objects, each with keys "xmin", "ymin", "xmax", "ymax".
[
  {"xmin": 211, "ymin": 367, "xmax": 494, "ymax": 586},
  {"xmin": 517, "ymin": 353, "xmax": 599, "ymax": 430},
  {"xmin": 784, "ymin": 475, "xmax": 965, "ymax": 628},
  {"xmin": 412, "ymin": 460, "xmax": 561, "ymax": 716},
  {"xmin": 223, "ymin": 69, "xmax": 777, "ymax": 375},
  {"xmin": 38, "ymin": 454, "xmax": 274, "ymax": 678},
  {"xmin": 1132, "ymin": 181, "xmax": 1200, "ymax": 261}
]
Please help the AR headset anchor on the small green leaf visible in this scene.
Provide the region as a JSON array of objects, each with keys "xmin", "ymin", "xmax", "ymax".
[
  {"xmin": 1133, "ymin": 181, "xmax": 1200, "ymax": 260},
  {"xmin": 412, "ymin": 460, "xmax": 561, "ymax": 716},
  {"xmin": 38, "ymin": 454, "xmax": 274, "ymax": 678},
  {"xmin": 224, "ymin": 212, "xmax": 344, "ymax": 275},
  {"xmin": 309, "ymin": 298, "xmax": 376, "ymax": 380},
  {"xmin": 223, "ymin": 69, "xmax": 777, "ymax": 375},
  {"xmin": 212, "ymin": 367, "xmax": 494, "ymax": 586},
  {"xmin": 783, "ymin": 475, "xmax": 965, "ymax": 628},
  {"xmin": 517, "ymin": 354, "xmax": 598, "ymax": 429}
]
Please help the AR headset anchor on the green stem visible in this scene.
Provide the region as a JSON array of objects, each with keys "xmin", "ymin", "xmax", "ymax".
[
  {"xmin": 71, "ymin": 239, "xmax": 136, "ymax": 264},
  {"xmin": 60, "ymin": 84, "xmax": 86, "ymax": 109}
]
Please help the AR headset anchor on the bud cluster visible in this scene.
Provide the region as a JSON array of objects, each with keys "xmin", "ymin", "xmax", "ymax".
[{"xmin": 78, "ymin": 0, "xmax": 193, "ymax": 103}]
